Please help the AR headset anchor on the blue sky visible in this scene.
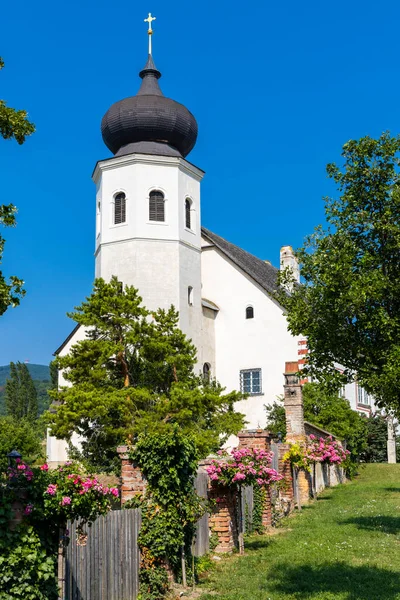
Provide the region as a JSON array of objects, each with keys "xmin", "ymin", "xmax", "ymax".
[{"xmin": 1, "ymin": 0, "xmax": 399, "ymax": 366}]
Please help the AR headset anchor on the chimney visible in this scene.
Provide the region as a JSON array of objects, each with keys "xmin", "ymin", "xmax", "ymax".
[{"xmin": 280, "ymin": 246, "xmax": 300, "ymax": 284}]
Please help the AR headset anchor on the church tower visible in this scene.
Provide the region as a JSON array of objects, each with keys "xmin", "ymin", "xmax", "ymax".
[{"xmin": 93, "ymin": 17, "xmax": 204, "ymax": 352}]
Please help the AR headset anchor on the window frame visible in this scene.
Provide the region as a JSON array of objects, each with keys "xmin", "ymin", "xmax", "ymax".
[
  {"xmin": 245, "ymin": 306, "xmax": 254, "ymax": 319},
  {"xmin": 113, "ymin": 191, "xmax": 127, "ymax": 226},
  {"xmin": 188, "ymin": 286, "xmax": 193, "ymax": 306},
  {"xmin": 149, "ymin": 189, "xmax": 165, "ymax": 223},
  {"xmin": 357, "ymin": 385, "xmax": 371, "ymax": 406},
  {"xmin": 240, "ymin": 368, "xmax": 262, "ymax": 396}
]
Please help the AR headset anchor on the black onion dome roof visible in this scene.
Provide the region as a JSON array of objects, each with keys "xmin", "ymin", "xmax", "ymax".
[{"xmin": 101, "ymin": 55, "xmax": 198, "ymax": 158}]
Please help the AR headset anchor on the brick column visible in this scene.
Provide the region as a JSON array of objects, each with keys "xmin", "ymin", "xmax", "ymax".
[
  {"xmin": 209, "ymin": 484, "xmax": 237, "ymax": 553},
  {"xmin": 238, "ymin": 429, "xmax": 273, "ymax": 527},
  {"xmin": 117, "ymin": 445, "xmax": 146, "ymax": 505}
]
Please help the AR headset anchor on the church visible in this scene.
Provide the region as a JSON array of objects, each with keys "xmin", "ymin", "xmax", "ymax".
[{"xmin": 47, "ymin": 17, "xmax": 330, "ymax": 464}]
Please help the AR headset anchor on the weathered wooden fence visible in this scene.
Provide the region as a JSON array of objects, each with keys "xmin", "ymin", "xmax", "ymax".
[
  {"xmin": 193, "ymin": 468, "xmax": 209, "ymax": 556},
  {"xmin": 64, "ymin": 509, "xmax": 141, "ymax": 600}
]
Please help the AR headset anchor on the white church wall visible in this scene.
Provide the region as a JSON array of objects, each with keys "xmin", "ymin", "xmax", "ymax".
[
  {"xmin": 201, "ymin": 306, "xmax": 217, "ymax": 375},
  {"xmin": 201, "ymin": 244, "xmax": 301, "ymax": 432}
]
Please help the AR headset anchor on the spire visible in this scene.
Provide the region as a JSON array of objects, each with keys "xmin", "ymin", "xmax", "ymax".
[{"xmin": 138, "ymin": 54, "xmax": 162, "ymax": 96}]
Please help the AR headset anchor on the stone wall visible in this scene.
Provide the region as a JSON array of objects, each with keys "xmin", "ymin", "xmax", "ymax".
[{"xmin": 117, "ymin": 445, "xmax": 146, "ymax": 504}]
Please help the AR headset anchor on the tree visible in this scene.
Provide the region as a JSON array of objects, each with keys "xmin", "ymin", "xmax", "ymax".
[
  {"xmin": 0, "ymin": 57, "xmax": 35, "ymax": 316},
  {"xmin": 277, "ymin": 133, "xmax": 400, "ymax": 412},
  {"xmin": 360, "ymin": 411, "xmax": 400, "ymax": 463},
  {"xmin": 0, "ymin": 416, "xmax": 43, "ymax": 471},
  {"xmin": 265, "ymin": 383, "xmax": 368, "ymax": 462},
  {"xmin": 5, "ymin": 362, "xmax": 38, "ymax": 420},
  {"xmin": 47, "ymin": 277, "xmax": 245, "ymax": 472}
]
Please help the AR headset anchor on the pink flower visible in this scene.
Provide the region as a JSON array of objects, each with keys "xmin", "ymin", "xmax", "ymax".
[
  {"xmin": 24, "ymin": 503, "xmax": 34, "ymax": 515},
  {"xmin": 61, "ymin": 496, "xmax": 71, "ymax": 506},
  {"xmin": 46, "ymin": 484, "xmax": 57, "ymax": 496},
  {"xmin": 110, "ymin": 487, "xmax": 119, "ymax": 497},
  {"xmin": 40, "ymin": 463, "xmax": 49, "ymax": 471},
  {"xmin": 17, "ymin": 464, "xmax": 26, "ymax": 471}
]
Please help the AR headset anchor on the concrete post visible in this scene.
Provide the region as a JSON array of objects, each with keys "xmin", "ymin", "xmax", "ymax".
[{"xmin": 387, "ymin": 415, "xmax": 397, "ymax": 464}]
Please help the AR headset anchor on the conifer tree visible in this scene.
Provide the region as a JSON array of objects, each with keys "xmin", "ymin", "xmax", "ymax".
[
  {"xmin": 47, "ymin": 277, "xmax": 245, "ymax": 472},
  {"xmin": 5, "ymin": 362, "xmax": 38, "ymax": 420}
]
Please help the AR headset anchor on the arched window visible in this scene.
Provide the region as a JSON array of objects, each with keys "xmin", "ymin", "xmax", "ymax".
[
  {"xmin": 188, "ymin": 286, "xmax": 193, "ymax": 306},
  {"xmin": 246, "ymin": 306, "xmax": 254, "ymax": 319},
  {"xmin": 114, "ymin": 192, "xmax": 126, "ymax": 224},
  {"xmin": 203, "ymin": 362, "xmax": 211, "ymax": 383},
  {"xmin": 185, "ymin": 198, "xmax": 191, "ymax": 229},
  {"xmin": 149, "ymin": 190, "xmax": 165, "ymax": 222}
]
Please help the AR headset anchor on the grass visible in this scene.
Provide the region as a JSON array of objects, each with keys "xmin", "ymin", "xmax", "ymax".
[{"xmin": 198, "ymin": 464, "xmax": 400, "ymax": 600}]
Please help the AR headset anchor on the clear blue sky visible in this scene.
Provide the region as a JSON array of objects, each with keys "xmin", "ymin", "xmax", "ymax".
[{"xmin": 1, "ymin": 0, "xmax": 399, "ymax": 366}]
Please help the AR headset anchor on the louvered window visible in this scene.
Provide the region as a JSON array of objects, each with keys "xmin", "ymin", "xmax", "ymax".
[
  {"xmin": 114, "ymin": 192, "xmax": 126, "ymax": 224},
  {"xmin": 149, "ymin": 190, "xmax": 165, "ymax": 222},
  {"xmin": 246, "ymin": 306, "xmax": 254, "ymax": 319},
  {"xmin": 185, "ymin": 198, "xmax": 191, "ymax": 229},
  {"xmin": 203, "ymin": 362, "xmax": 211, "ymax": 383},
  {"xmin": 240, "ymin": 369, "xmax": 262, "ymax": 395}
]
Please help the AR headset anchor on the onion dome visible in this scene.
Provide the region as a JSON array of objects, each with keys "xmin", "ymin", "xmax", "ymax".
[{"xmin": 101, "ymin": 55, "xmax": 198, "ymax": 158}]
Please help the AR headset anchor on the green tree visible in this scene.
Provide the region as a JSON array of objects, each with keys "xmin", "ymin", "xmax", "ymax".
[
  {"xmin": 0, "ymin": 57, "xmax": 35, "ymax": 316},
  {"xmin": 5, "ymin": 362, "xmax": 38, "ymax": 420},
  {"xmin": 47, "ymin": 277, "xmax": 244, "ymax": 472},
  {"xmin": 360, "ymin": 411, "xmax": 400, "ymax": 463},
  {"xmin": 276, "ymin": 133, "xmax": 400, "ymax": 412},
  {"xmin": 0, "ymin": 415, "xmax": 43, "ymax": 471}
]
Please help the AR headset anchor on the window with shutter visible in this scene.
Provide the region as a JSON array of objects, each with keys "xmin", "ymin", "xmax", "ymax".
[
  {"xmin": 149, "ymin": 190, "xmax": 165, "ymax": 222},
  {"xmin": 203, "ymin": 362, "xmax": 211, "ymax": 383},
  {"xmin": 246, "ymin": 306, "xmax": 254, "ymax": 319},
  {"xmin": 114, "ymin": 192, "xmax": 126, "ymax": 224},
  {"xmin": 185, "ymin": 198, "xmax": 191, "ymax": 229}
]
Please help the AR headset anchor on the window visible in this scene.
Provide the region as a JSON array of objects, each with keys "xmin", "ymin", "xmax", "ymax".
[
  {"xmin": 339, "ymin": 386, "xmax": 346, "ymax": 398},
  {"xmin": 203, "ymin": 362, "xmax": 211, "ymax": 383},
  {"xmin": 185, "ymin": 198, "xmax": 191, "ymax": 229},
  {"xmin": 240, "ymin": 369, "xmax": 262, "ymax": 395},
  {"xmin": 357, "ymin": 386, "xmax": 370, "ymax": 406},
  {"xmin": 188, "ymin": 286, "xmax": 193, "ymax": 306},
  {"xmin": 114, "ymin": 192, "xmax": 126, "ymax": 224},
  {"xmin": 246, "ymin": 306, "xmax": 254, "ymax": 319},
  {"xmin": 149, "ymin": 190, "xmax": 165, "ymax": 222}
]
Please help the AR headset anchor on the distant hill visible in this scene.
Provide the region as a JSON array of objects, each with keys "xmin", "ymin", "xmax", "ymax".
[{"xmin": 0, "ymin": 363, "xmax": 52, "ymax": 416}]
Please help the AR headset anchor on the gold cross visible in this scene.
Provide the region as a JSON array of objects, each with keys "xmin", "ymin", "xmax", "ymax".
[{"xmin": 144, "ymin": 13, "xmax": 156, "ymax": 33}]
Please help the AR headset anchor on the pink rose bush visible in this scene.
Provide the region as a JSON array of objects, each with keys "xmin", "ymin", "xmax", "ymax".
[
  {"xmin": 5, "ymin": 460, "xmax": 119, "ymax": 531},
  {"xmin": 306, "ymin": 435, "xmax": 350, "ymax": 465},
  {"xmin": 206, "ymin": 447, "xmax": 283, "ymax": 488}
]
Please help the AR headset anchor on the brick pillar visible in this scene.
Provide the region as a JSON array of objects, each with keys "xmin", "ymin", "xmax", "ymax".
[
  {"xmin": 238, "ymin": 429, "xmax": 273, "ymax": 526},
  {"xmin": 209, "ymin": 484, "xmax": 237, "ymax": 553},
  {"xmin": 283, "ymin": 362, "xmax": 310, "ymax": 505},
  {"xmin": 117, "ymin": 445, "xmax": 146, "ymax": 505}
]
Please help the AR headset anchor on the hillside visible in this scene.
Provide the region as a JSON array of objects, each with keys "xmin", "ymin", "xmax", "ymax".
[{"xmin": 0, "ymin": 363, "xmax": 52, "ymax": 416}]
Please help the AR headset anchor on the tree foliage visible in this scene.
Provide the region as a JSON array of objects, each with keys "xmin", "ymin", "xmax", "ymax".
[
  {"xmin": 360, "ymin": 411, "xmax": 400, "ymax": 463},
  {"xmin": 0, "ymin": 416, "xmax": 43, "ymax": 471},
  {"xmin": 5, "ymin": 361, "xmax": 38, "ymax": 420},
  {"xmin": 47, "ymin": 277, "xmax": 245, "ymax": 472},
  {"xmin": 276, "ymin": 133, "xmax": 400, "ymax": 412},
  {"xmin": 0, "ymin": 57, "xmax": 34, "ymax": 316}
]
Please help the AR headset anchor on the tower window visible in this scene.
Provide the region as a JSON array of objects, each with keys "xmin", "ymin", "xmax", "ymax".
[
  {"xmin": 149, "ymin": 190, "xmax": 165, "ymax": 222},
  {"xmin": 114, "ymin": 192, "xmax": 126, "ymax": 224},
  {"xmin": 203, "ymin": 362, "xmax": 211, "ymax": 383},
  {"xmin": 246, "ymin": 306, "xmax": 254, "ymax": 319},
  {"xmin": 188, "ymin": 286, "xmax": 193, "ymax": 306},
  {"xmin": 185, "ymin": 198, "xmax": 191, "ymax": 229},
  {"xmin": 240, "ymin": 369, "xmax": 262, "ymax": 395}
]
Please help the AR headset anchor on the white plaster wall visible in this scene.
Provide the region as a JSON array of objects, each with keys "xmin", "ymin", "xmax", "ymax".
[
  {"xmin": 47, "ymin": 325, "xmax": 87, "ymax": 464},
  {"xmin": 201, "ymin": 243, "xmax": 301, "ymax": 432},
  {"xmin": 201, "ymin": 307, "xmax": 217, "ymax": 376}
]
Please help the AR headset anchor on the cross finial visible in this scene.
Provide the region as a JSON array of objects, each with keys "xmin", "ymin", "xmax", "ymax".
[{"xmin": 144, "ymin": 13, "xmax": 156, "ymax": 54}]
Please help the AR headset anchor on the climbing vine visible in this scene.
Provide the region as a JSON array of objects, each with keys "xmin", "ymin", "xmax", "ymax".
[{"xmin": 129, "ymin": 425, "xmax": 206, "ymax": 600}]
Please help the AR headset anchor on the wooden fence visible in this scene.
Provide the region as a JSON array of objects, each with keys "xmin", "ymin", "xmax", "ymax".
[
  {"xmin": 193, "ymin": 468, "xmax": 209, "ymax": 556},
  {"xmin": 63, "ymin": 509, "xmax": 141, "ymax": 600}
]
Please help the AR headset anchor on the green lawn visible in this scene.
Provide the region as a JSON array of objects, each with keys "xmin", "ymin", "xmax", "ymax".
[{"xmin": 199, "ymin": 464, "xmax": 400, "ymax": 600}]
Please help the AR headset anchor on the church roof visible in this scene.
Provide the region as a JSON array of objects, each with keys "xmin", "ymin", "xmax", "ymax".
[{"xmin": 201, "ymin": 228, "xmax": 280, "ymax": 297}]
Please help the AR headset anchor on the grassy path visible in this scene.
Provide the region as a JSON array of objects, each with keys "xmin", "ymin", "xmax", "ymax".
[{"xmin": 199, "ymin": 464, "xmax": 400, "ymax": 600}]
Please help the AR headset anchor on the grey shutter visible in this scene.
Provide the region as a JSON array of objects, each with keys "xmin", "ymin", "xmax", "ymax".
[
  {"xmin": 114, "ymin": 193, "xmax": 126, "ymax": 224},
  {"xmin": 185, "ymin": 199, "xmax": 191, "ymax": 229},
  {"xmin": 149, "ymin": 191, "xmax": 165, "ymax": 221}
]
